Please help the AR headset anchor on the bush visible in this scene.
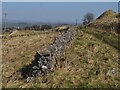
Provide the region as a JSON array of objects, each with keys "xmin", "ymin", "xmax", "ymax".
[
  {"xmin": 83, "ymin": 13, "xmax": 95, "ymax": 25},
  {"xmin": 41, "ymin": 25, "xmax": 52, "ymax": 30},
  {"xmin": 24, "ymin": 25, "xmax": 40, "ymax": 30}
]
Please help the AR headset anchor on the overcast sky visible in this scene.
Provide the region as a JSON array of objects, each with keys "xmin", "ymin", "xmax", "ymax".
[{"xmin": 2, "ymin": 2, "xmax": 118, "ymax": 23}]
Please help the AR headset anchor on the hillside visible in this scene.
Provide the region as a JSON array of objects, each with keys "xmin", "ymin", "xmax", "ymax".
[
  {"xmin": 2, "ymin": 26, "xmax": 119, "ymax": 88},
  {"xmin": 89, "ymin": 10, "xmax": 119, "ymax": 33}
]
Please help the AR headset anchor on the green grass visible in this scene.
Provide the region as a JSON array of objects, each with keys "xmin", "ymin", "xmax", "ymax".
[
  {"xmin": 63, "ymin": 27, "xmax": 119, "ymax": 88},
  {"xmin": 82, "ymin": 27, "xmax": 119, "ymax": 51},
  {"xmin": 2, "ymin": 27, "xmax": 120, "ymax": 88}
]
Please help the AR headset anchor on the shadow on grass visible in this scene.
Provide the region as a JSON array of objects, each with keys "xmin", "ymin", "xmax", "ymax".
[
  {"xmin": 19, "ymin": 63, "xmax": 34, "ymax": 79},
  {"xmin": 83, "ymin": 29, "xmax": 120, "ymax": 52},
  {"xmin": 18, "ymin": 52, "xmax": 40, "ymax": 79}
]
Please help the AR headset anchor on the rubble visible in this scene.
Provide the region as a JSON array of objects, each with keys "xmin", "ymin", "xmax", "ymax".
[{"xmin": 20, "ymin": 28, "xmax": 76, "ymax": 80}]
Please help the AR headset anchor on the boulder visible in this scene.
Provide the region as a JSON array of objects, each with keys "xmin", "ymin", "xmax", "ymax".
[{"xmin": 55, "ymin": 25, "xmax": 69, "ymax": 32}]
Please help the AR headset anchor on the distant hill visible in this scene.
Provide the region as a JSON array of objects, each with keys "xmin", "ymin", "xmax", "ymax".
[
  {"xmin": 4, "ymin": 21, "xmax": 75, "ymax": 28},
  {"xmin": 89, "ymin": 10, "xmax": 119, "ymax": 33},
  {"xmin": 4, "ymin": 22, "xmax": 33, "ymax": 28}
]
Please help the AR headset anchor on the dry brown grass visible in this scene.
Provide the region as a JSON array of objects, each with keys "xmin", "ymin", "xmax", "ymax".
[
  {"xmin": 2, "ymin": 30, "xmax": 60, "ymax": 88},
  {"xmin": 1, "ymin": 27, "xmax": 119, "ymax": 88}
]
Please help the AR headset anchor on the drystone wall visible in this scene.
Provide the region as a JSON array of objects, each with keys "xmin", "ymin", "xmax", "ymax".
[{"xmin": 20, "ymin": 28, "xmax": 76, "ymax": 81}]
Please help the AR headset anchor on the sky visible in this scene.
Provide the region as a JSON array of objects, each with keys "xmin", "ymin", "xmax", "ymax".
[
  {"xmin": 2, "ymin": 0, "xmax": 119, "ymax": 2},
  {"xmin": 2, "ymin": 2, "xmax": 118, "ymax": 24}
]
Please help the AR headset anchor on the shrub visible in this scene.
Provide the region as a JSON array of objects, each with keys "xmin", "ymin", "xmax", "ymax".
[{"xmin": 41, "ymin": 25, "xmax": 52, "ymax": 30}]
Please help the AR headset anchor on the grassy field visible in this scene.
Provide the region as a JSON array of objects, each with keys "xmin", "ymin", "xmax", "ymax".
[
  {"xmin": 2, "ymin": 30, "xmax": 60, "ymax": 88},
  {"xmin": 2, "ymin": 27, "xmax": 120, "ymax": 88}
]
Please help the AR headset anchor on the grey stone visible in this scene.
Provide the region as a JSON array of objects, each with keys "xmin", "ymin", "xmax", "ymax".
[{"xmin": 22, "ymin": 28, "xmax": 76, "ymax": 80}]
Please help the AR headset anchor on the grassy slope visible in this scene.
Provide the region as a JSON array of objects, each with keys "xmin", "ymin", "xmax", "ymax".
[
  {"xmin": 89, "ymin": 10, "xmax": 119, "ymax": 32},
  {"xmin": 65, "ymin": 27, "xmax": 119, "ymax": 88},
  {"xmin": 2, "ymin": 30, "xmax": 60, "ymax": 88},
  {"xmin": 2, "ymin": 28, "xmax": 120, "ymax": 88},
  {"xmin": 45, "ymin": 27, "xmax": 119, "ymax": 88}
]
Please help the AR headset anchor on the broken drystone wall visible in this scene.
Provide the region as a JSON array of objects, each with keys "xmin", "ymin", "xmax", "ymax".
[{"xmin": 20, "ymin": 28, "xmax": 76, "ymax": 81}]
